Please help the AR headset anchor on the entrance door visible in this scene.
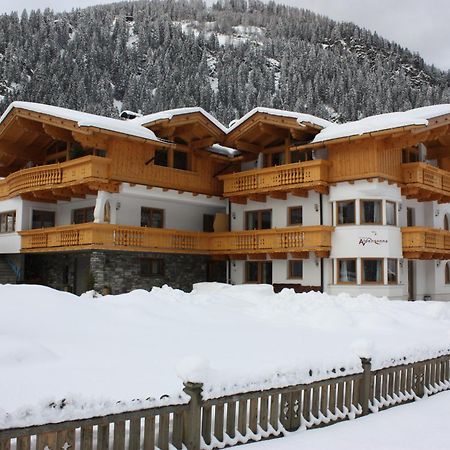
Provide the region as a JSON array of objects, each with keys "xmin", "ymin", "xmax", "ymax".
[
  {"xmin": 407, "ymin": 260, "xmax": 415, "ymax": 301},
  {"xmin": 75, "ymin": 256, "xmax": 90, "ymax": 295}
]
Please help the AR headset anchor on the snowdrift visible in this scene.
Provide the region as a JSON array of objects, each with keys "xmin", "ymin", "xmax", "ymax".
[{"xmin": 1, "ymin": 283, "xmax": 449, "ymax": 428}]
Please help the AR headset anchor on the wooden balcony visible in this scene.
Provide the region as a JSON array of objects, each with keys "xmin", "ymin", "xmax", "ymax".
[
  {"xmin": 0, "ymin": 156, "xmax": 118, "ymax": 201},
  {"xmin": 209, "ymin": 226, "xmax": 333, "ymax": 257},
  {"xmin": 402, "ymin": 227, "xmax": 450, "ymax": 259},
  {"xmin": 402, "ymin": 163, "xmax": 450, "ymax": 203},
  {"xmin": 19, "ymin": 224, "xmax": 333, "ymax": 258},
  {"xmin": 219, "ymin": 160, "xmax": 329, "ymax": 202}
]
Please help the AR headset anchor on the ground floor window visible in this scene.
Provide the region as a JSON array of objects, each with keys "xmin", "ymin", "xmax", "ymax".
[
  {"xmin": 140, "ymin": 258, "xmax": 164, "ymax": 276},
  {"xmin": 245, "ymin": 261, "xmax": 272, "ymax": 284},
  {"xmin": 337, "ymin": 259, "xmax": 357, "ymax": 283},
  {"xmin": 361, "ymin": 258, "xmax": 383, "ymax": 284},
  {"xmin": 0, "ymin": 211, "xmax": 16, "ymax": 233},
  {"xmin": 387, "ymin": 258, "xmax": 398, "ymax": 284},
  {"xmin": 288, "ymin": 260, "xmax": 303, "ymax": 279}
]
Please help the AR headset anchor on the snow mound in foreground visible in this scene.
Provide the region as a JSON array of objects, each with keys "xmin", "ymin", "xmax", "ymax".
[{"xmin": 1, "ymin": 283, "xmax": 449, "ymax": 428}]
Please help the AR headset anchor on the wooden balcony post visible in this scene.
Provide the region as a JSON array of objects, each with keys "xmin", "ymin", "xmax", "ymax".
[
  {"xmin": 183, "ymin": 382, "xmax": 203, "ymax": 450},
  {"xmin": 359, "ymin": 357, "xmax": 372, "ymax": 416}
]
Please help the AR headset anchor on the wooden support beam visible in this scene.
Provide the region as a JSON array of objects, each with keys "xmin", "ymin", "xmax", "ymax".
[
  {"xmin": 250, "ymin": 253, "xmax": 267, "ymax": 260},
  {"xmin": 43, "ymin": 124, "xmax": 74, "ymax": 142},
  {"xmin": 229, "ymin": 254, "xmax": 247, "ymax": 260},
  {"xmin": 235, "ymin": 140, "xmax": 261, "ymax": 153},
  {"xmin": 270, "ymin": 192, "xmax": 287, "ymax": 200},
  {"xmin": 269, "ymin": 253, "xmax": 287, "ymax": 260},
  {"xmin": 315, "ymin": 251, "xmax": 330, "ymax": 258},
  {"xmin": 190, "ymin": 137, "xmax": 216, "ymax": 150},
  {"xmin": 229, "ymin": 196, "xmax": 247, "ymax": 205},
  {"xmin": 248, "ymin": 194, "xmax": 266, "ymax": 203},
  {"xmin": 16, "ymin": 117, "xmax": 45, "ymax": 135},
  {"xmin": 313, "ymin": 185, "xmax": 329, "ymax": 195},
  {"xmin": 290, "ymin": 189, "xmax": 308, "ymax": 198},
  {"xmin": 290, "ymin": 252, "xmax": 309, "ymax": 259}
]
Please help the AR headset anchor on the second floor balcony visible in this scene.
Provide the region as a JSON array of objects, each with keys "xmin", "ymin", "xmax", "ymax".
[
  {"xmin": 220, "ymin": 160, "xmax": 329, "ymax": 202},
  {"xmin": 402, "ymin": 226, "xmax": 450, "ymax": 259}
]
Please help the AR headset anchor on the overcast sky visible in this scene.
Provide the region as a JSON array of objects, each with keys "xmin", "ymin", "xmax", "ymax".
[{"xmin": 0, "ymin": 0, "xmax": 449, "ymax": 71}]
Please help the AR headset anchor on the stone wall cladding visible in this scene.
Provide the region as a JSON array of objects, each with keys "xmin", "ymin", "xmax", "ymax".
[{"xmin": 25, "ymin": 251, "xmax": 226, "ymax": 294}]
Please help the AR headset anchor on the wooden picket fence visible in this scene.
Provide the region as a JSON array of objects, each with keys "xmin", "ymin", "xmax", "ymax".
[{"xmin": 1, "ymin": 354, "xmax": 449, "ymax": 450}]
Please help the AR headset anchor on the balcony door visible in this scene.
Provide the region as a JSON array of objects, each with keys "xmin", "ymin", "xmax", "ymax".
[{"xmin": 245, "ymin": 210, "xmax": 272, "ymax": 230}]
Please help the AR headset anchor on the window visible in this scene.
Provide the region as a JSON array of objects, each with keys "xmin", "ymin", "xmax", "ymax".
[
  {"xmin": 141, "ymin": 208, "xmax": 164, "ymax": 228},
  {"xmin": 140, "ymin": 258, "xmax": 164, "ymax": 276},
  {"xmin": 245, "ymin": 261, "xmax": 272, "ymax": 284},
  {"xmin": 291, "ymin": 150, "xmax": 313, "ymax": 163},
  {"xmin": 154, "ymin": 148, "xmax": 190, "ymax": 171},
  {"xmin": 288, "ymin": 260, "xmax": 303, "ymax": 279},
  {"xmin": 154, "ymin": 149, "xmax": 168, "ymax": 167},
  {"xmin": 203, "ymin": 214, "xmax": 215, "ymax": 232},
  {"xmin": 386, "ymin": 201, "xmax": 397, "ymax": 226},
  {"xmin": 288, "ymin": 206, "xmax": 303, "ymax": 226},
  {"xmin": 446, "ymin": 262, "xmax": 450, "ymax": 285},
  {"xmin": 173, "ymin": 150, "xmax": 189, "ymax": 170},
  {"xmin": 337, "ymin": 259, "xmax": 357, "ymax": 283},
  {"xmin": 387, "ymin": 259, "xmax": 398, "ymax": 284},
  {"xmin": 0, "ymin": 211, "xmax": 16, "ymax": 233},
  {"xmin": 444, "ymin": 214, "xmax": 449, "ymax": 231},
  {"xmin": 72, "ymin": 207, "xmax": 94, "ymax": 224},
  {"xmin": 337, "ymin": 200, "xmax": 355, "ymax": 224},
  {"xmin": 407, "ymin": 207, "xmax": 415, "ymax": 227},
  {"xmin": 402, "ymin": 148, "xmax": 419, "ymax": 163},
  {"xmin": 265, "ymin": 151, "xmax": 285, "ymax": 167},
  {"xmin": 362, "ymin": 259, "xmax": 383, "ymax": 284},
  {"xmin": 245, "ymin": 210, "xmax": 272, "ymax": 230},
  {"xmin": 360, "ymin": 200, "xmax": 382, "ymax": 224},
  {"xmin": 32, "ymin": 210, "xmax": 55, "ymax": 229}
]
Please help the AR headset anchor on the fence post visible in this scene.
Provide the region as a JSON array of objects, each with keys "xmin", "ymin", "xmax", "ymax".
[
  {"xmin": 414, "ymin": 365, "xmax": 425, "ymax": 398},
  {"xmin": 359, "ymin": 357, "xmax": 372, "ymax": 416},
  {"xmin": 183, "ymin": 382, "xmax": 203, "ymax": 450}
]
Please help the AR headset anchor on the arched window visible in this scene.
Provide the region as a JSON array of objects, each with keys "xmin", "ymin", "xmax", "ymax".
[
  {"xmin": 445, "ymin": 262, "xmax": 450, "ymax": 285},
  {"xmin": 104, "ymin": 201, "xmax": 111, "ymax": 224},
  {"xmin": 444, "ymin": 214, "xmax": 449, "ymax": 231}
]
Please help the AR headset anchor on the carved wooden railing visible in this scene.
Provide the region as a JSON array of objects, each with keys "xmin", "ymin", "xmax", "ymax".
[
  {"xmin": 19, "ymin": 224, "xmax": 333, "ymax": 256},
  {"xmin": 219, "ymin": 160, "xmax": 329, "ymax": 197},
  {"xmin": 0, "ymin": 354, "xmax": 449, "ymax": 450},
  {"xmin": 0, "ymin": 156, "xmax": 112, "ymax": 200},
  {"xmin": 402, "ymin": 227, "xmax": 450, "ymax": 259},
  {"xmin": 402, "ymin": 163, "xmax": 450, "ymax": 201}
]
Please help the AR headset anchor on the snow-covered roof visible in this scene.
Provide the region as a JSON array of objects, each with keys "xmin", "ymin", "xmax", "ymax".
[
  {"xmin": 131, "ymin": 107, "xmax": 228, "ymax": 133},
  {"xmin": 312, "ymin": 104, "xmax": 450, "ymax": 144},
  {"xmin": 227, "ymin": 107, "xmax": 332, "ymax": 133},
  {"xmin": 0, "ymin": 101, "xmax": 163, "ymax": 143}
]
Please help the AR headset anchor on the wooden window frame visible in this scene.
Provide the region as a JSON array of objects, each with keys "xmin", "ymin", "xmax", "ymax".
[
  {"xmin": 336, "ymin": 258, "xmax": 357, "ymax": 284},
  {"xmin": 32, "ymin": 209, "xmax": 56, "ymax": 229},
  {"xmin": 245, "ymin": 209, "xmax": 272, "ymax": 230},
  {"xmin": 245, "ymin": 261, "xmax": 272, "ymax": 284},
  {"xmin": 387, "ymin": 258, "xmax": 398, "ymax": 285},
  {"xmin": 0, "ymin": 210, "xmax": 16, "ymax": 233},
  {"xmin": 154, "ymin": 148, "xmax": 191, "ymax": 171},
  {"xmin": 361, "ymin": 258, "xmax": 384, "ymax": 285},
  {"xmin": 287, "ymin": 206, "xmax": 303, "ymax": 226},
  {"xmin": 360, "ymin": 199, "xmax": 383, "ymax": 225},
  {"xmin": 140, "ymin": 258, "xmax": 165, "ymax": 277},
  {"xmin": 288, "ymin": 260, "xmax": 303, "ymax": 279},
  {"xmin": 336, "ymin": 200, "xmax": 356, "ymax": 225},
  {"xmin": 72, "ymin": 207, "xmax": 95, "ymax": 224},
  {"xmin": 141, "ymin": 207, "xmax": 165, "ymax": 228},
  {"xmin": 290, "ymin": 149, "xmax": 313, "ymax": 164},
  {"xmin": 386, "ymin": 201, "xmax": 397, "ymax": 226}
]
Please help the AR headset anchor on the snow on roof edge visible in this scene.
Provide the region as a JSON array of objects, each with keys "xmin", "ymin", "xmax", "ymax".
[
  {"xmin": 227, "ymin": 107, "xmax": 332, "ymax": 133},
  {"xmin": 131, "ymin": 107, "xmax": 228, "ymax": 134}
]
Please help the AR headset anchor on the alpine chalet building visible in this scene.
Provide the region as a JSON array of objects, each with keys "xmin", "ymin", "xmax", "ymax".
[{"xmin": 0, "ymin": 101, "xmax": 450, "ymax": 300}]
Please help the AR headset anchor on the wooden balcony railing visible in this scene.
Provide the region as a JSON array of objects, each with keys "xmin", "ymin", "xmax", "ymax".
[
  {"xmin": 19, "ymin": 224, "xmax": 333, "ymax": 257},
  {"xmin": 402, "ymin": 163, "xmax": 450, "ymax": 202},
  {"xmin": 0, "ymin": 156, "xmax": 114, "ymax": 200},
  {"xmin": 219, "ymin": 160, "xmax": 329, "ymax": 199},
  {"xmin": 402, "ymin": 227, "xmax": 450, "ymax": 259}
]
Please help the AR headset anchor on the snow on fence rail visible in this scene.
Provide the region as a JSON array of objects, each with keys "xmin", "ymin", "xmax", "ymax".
[{"xmin": 1, "ymin": 354, "xmax": 449, "ymax": 450}]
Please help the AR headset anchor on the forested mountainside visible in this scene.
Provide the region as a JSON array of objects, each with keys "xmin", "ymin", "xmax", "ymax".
[{"xmin": 0, "ymin": 0, "xmax": 449, "ymax": 125}]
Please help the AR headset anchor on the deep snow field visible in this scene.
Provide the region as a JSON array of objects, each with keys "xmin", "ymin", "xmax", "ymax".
[{"xmin": 1, "ymin": 282, "xmax": 450, "ymax": 428}]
